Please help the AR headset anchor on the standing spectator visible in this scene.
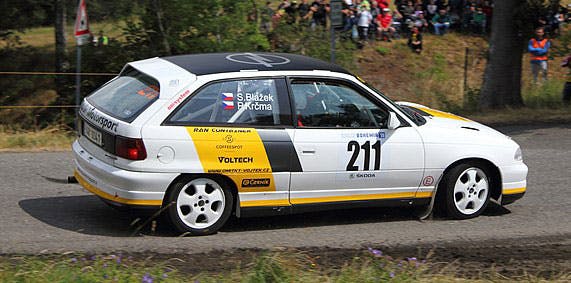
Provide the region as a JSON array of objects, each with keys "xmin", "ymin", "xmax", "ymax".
[
  {"xmin": 370, "ymin": 1, "xmax": 381, "ymax": 38},
  {"xmin": 561, "ymin": 55, "xmax": 571, "ymax": 105},
  {"xmin": 407, "ymin": 26, "xmax": 423, "ymax": 53},
  {"xmin": 377, "ymin": 8, "xmax": 395, "ymax": 41},
  {"xmin": 311, "ymin": 0, "xmax": 328, "ymax": 29},
  {"xmin": 472, "ymin": 7, "xmax": 486, "ymax": 34},
  {"xmin": 358, "ymin": 6, "xmax": 373, "ymax": 41},
  {"xmin": 432, "ymin": 9, "xmax": 451, "ymax": 35},
  {"xmin": 298, "ymin": 0, "xmax": 311, "ymax": 25},
  {"xmin": 378, "ymin": 0, "xmax": 389, "ymax": 9},
  {"xmin": 528, "ymin": 27, "xmax": 551, "ymax": 83},
  {"xmin": 260, "ymin": 1, "xmax": 275, "ymax": 33}
]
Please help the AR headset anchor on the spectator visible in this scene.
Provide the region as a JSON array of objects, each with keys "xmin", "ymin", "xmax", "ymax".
[
  {"xmin": 370, "ymin": 1, "xmax": 381, "ymax": 38},
  {"xmin": 432, "ymin": 9, "xmax": 451, "ymax": 35},
  {"xmin": 414, "ymin": 12, "xmax": 429, "ymax": 32},
  {"xmin": 357, "ymin": 6, "xmax": 372, "ymax": 41},
  {"xmin": 310, "ymin": 0, "xmax": 328, "ymax": 29},
  {"xmin": 402, "ymin": 1, "xmax": 415, "ymax": 20},
  {"xmin": 561, "ymin": 55, "xmax": 571, "ymax": 105},
  {"xmin": 472, "ymin": 7, "xmax": 486, "ymax": 34},
  {"xmin": 426, "ymin": 0, "xmax": 438, "ymax": 20},
  {"xmin": 408, "ymin": 26, "xmax": 423, "ymax": 53},
  {"xmin": 260, "ymin": 1, "xmax": 274, "ymax": 33},
  {"xmin": 528, "ymin": 27, "xmax": 551, "ymax": 83},
  {"xmin": 377, "ymin": 8, "xmax": 395, "ymax": 41},
  {"xmin": 97, "ymin": 31, "xmax": 108, "ymax": 46},
  {"xmin": 298, "ymin": 0, "xmax": 311, "ymax": 25},
  {"xmin": 378, "ymin": 0, "xmax": 389, "ymax": 9}
]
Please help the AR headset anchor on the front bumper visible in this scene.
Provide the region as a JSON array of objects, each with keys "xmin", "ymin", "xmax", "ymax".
[
  {"xmin": 500, "ymin": 162, "xmax": 528, "ymax": 204},
  {"xmin": 73, "ymin": 140, "xmax": 178, "ymax": 207}
]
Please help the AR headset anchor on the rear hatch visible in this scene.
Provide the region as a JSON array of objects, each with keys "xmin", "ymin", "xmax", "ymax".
[{"xmin": 78, "ymin": 66, "xmax": 160, "ymax": 166}]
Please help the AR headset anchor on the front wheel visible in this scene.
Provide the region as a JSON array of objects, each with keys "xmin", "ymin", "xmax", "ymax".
[
  {"xmin": 165, "ymin": 176, "xmax": 233, "ymax": 235},
  {"xmin": 442, "ymin": 163, "xmax": 491, "ymax": 219}
]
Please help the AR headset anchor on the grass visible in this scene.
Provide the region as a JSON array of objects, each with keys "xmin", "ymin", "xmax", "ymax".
[
  {"xmin": 0, "ymin": 126, "xmax": 75, "ymax": 152},
  {"xmin": 14, "ymin": 20, "xmax": 128, "ymax": 49},
  {"xmin": 0, "ymin": 249, "xmax": 569, "ymax": 282}
]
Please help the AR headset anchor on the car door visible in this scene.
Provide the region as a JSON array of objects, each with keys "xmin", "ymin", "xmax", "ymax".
[
  {"xmin": 143, "ymin": 77, "xmax": 297, "ymax": 208},
  {"xmin": 288, "ymin": 78, "xmax": 425, "ymax": 205}
]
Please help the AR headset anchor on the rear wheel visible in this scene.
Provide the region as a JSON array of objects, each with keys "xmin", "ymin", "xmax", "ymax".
[
  {"xmin": 442, "ymin": 163, "xmax": 491, "ymax": 219},
  {"xmin": 165, "ymin": 176, "xmax": 233, "ymax": 235}
]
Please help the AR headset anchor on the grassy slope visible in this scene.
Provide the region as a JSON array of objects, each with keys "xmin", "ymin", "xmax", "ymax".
[{"xmin": 4, "ymin": 23, "xmax": 571, "ymax": 151}]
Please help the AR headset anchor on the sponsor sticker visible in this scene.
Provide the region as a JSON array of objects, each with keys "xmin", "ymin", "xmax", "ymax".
[
  {"xmin": 423, "ymin": 176, "xmax": 434, "ymax": 186},
  {"xmin": 242, "ymin": 178, "xmax": 271, "ymax": 188},
  {"xmin": 186, "ymin": 126, "xmax": 275, "ymax": 192}
]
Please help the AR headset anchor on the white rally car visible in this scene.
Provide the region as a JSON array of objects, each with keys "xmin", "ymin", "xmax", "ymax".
[{"xmin": 73, "ymin": 53, "xmax": 527, "ymax": 235}]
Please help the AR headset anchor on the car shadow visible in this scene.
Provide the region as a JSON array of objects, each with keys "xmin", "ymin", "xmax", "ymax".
[{"xmin": 19, "ymin": 195, "xmax": 423, "ymax": 237}]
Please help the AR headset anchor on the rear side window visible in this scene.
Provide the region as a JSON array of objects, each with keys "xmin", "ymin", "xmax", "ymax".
[
  {"xmin": 167, "ymin": 78, "xmax": 290, "ymax": 126},
  {"xmin": 86, "ymin": 67, "xmax": 160, "ymax": 122}
]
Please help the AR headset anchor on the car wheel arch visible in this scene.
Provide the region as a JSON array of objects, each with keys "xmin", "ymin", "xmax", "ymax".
[
  {"xmin": 434, "ymin": 158, "xmax": 502, "ymax": 207},
  {"xmin": 162, "ymin": 173, "xmax": 239, "ymax": 215}
]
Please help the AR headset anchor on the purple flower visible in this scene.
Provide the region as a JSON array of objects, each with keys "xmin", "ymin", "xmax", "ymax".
[
  {"xmin": 390, "ymin": 271, "xmax": 395, "ymax": 278},
  {"xmin": 407, "ymin": 257, "xmax": 417, "ymax": 261},
  {"xmin": 116, "ymin": 257, "xmax": 122, "ymax": 264},
  {"xmin": 367, "ymin": 247, "xmax": 383, "ymax": 257},
  {"xmin": 142, "ymin": 273, "xmax": 153, "ymax": 283},
  {"xmin": 70, "ymin": 258, "xmax": 77, "ymax": 263},
  {"xmin": 103, "ymin": 263, "xmax": 108, "ymax": 268},
  {"xmin": 90, "ymin": 255, "xmax": 97, "ymax": 261},
  {"xmin": 162, "ymin": 273, "xmax": 168, "ymax": 278}
]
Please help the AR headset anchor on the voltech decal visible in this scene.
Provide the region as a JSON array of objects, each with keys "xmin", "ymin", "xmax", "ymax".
[{"xmin": 186, "ymin": 126, "xmax": 275, "ymax": 192}]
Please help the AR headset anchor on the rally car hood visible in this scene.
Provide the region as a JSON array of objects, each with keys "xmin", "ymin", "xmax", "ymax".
[{"xmin": 397, "ymin": 102, "xmax": 510, "ymax": 143}]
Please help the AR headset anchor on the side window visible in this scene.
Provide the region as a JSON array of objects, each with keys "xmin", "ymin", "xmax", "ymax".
[
  {"xmin": 291, "ymin": 80, "xmax": 389, "ymax": 128},
  {"xmin": 168, "ymin": 79, "xmax": 290, "ymax": 126}
]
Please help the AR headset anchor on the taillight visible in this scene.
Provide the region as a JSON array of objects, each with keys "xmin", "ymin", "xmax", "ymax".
[{"xmin": 115, "ymin": 136, "xmax": 147, "ymax": 160}]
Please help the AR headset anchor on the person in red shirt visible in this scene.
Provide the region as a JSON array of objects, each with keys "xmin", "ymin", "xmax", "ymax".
[
  {"xmin": 376, "ymin": 8, "xmax": 395, "ymax": 41},
  {"xmin": 378, "ymin": 0, "xmax": 390, "ymax": 9}
]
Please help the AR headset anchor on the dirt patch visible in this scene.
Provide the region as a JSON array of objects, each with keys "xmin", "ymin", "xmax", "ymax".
[{"xmin": 127, "ymin": 236, "xmax": 571, "ymax": 278}]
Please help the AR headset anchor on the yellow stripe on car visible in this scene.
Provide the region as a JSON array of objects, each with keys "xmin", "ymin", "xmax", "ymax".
[
  {"xmin": 416, "ymin": 107, "xmax": 471, "ymax": 121},
  {"xmin": 503, "ymin": 187, "xmax": 526, "ymax": 195},
  {"xmin": 74, "ymin": 170, "xmax": 163, "ymax": 206}
]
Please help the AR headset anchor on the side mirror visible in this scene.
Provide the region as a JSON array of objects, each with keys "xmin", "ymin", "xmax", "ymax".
[{"xmin": 387, "ymin": 112, "xmax": 401, "ymax": 130}]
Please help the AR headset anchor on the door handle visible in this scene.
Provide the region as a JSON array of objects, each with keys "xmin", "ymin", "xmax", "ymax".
[{"xmin": 301, "ymin": 149, "xmax": 316, "ymax": 155}]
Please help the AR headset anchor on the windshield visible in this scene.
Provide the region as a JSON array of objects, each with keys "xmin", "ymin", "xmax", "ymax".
[
  {"xmin": 86, "ymin": 66, "xmax": 160, "ymax": 122},
  {"xmin": 362, "ymin": 81, "xmax": 426, "ymax": 126}
]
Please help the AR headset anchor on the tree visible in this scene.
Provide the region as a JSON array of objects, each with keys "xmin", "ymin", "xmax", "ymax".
[
  {"xmin": 54, "ymin": 0, "xmax": 69, "ymax": 104},
  {"xmin": 479, "ymin": 0, "xmax": 525, "ymax": 109},
  {"xmin": 479, "ymin": 0, "xmax": 560, "ymax": 109}
]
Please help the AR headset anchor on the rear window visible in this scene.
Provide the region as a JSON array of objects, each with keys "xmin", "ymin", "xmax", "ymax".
[{"xmin": 86, "ymin": 66, "xmax": 160, "ymax": 122}]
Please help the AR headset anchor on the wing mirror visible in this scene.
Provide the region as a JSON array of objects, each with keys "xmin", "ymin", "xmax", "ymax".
[{"xmin": 387, "ymin": 112, "xmax": 401, "ymax": 130}]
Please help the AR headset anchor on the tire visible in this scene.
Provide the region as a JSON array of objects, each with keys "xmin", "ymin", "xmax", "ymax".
[
  {"xmin": 441, "ymin": 163, "xmax": 491, "ymax": 219},
  {"xmin": 165, "ymin": 176, "xmax": 233, "ymax": 235}
]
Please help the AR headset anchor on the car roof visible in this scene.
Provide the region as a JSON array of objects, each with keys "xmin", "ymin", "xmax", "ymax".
[{"xmin": 161, "ymin": 52, "xmax": 351, "ymax": 76}]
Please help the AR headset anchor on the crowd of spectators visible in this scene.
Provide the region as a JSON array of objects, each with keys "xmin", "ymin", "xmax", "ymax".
[{"xmin": 262, "ymin": 0, "xmax": 571, "ymax": 53}]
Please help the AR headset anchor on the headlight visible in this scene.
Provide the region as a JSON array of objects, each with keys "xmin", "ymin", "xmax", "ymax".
[{"xmin": 514, "ymin": 147, "xmax": 523, "ymax": 161}]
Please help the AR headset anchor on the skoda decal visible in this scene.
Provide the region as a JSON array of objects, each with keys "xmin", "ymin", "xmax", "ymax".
[{"xmin": 225, "ymin": 53, "xmax": 291, "ymax": 67}]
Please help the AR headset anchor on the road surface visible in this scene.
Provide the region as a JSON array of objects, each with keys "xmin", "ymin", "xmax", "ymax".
[{"xmin": 1, "ymin": 124, "xmax": 570, "ymax": 255}]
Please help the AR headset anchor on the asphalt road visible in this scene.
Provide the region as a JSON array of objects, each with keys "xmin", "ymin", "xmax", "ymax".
[{"xmin": 1, "ymin": 124, "xmax": 570, "ymax": 255}]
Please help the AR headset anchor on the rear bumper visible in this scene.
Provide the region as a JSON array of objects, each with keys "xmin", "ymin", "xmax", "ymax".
[{"xmin": 73, "ymin": 140, "xmax": 177, "ymax": 207}]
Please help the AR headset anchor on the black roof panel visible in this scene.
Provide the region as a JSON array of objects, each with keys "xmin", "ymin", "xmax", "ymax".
[{"xmin": 161, "ymin": 52, "xmax": 351, "ymax": 75}]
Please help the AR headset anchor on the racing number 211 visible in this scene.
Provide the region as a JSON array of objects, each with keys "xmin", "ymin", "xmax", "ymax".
[{"xmin": 346, "ymin": 140, "xmax": 381, "ymax": 171}]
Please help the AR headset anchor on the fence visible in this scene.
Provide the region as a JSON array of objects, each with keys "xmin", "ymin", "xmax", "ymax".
[{"xmin": 0, "ymin": 72, "xmax": 116, "ymax": 130}]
